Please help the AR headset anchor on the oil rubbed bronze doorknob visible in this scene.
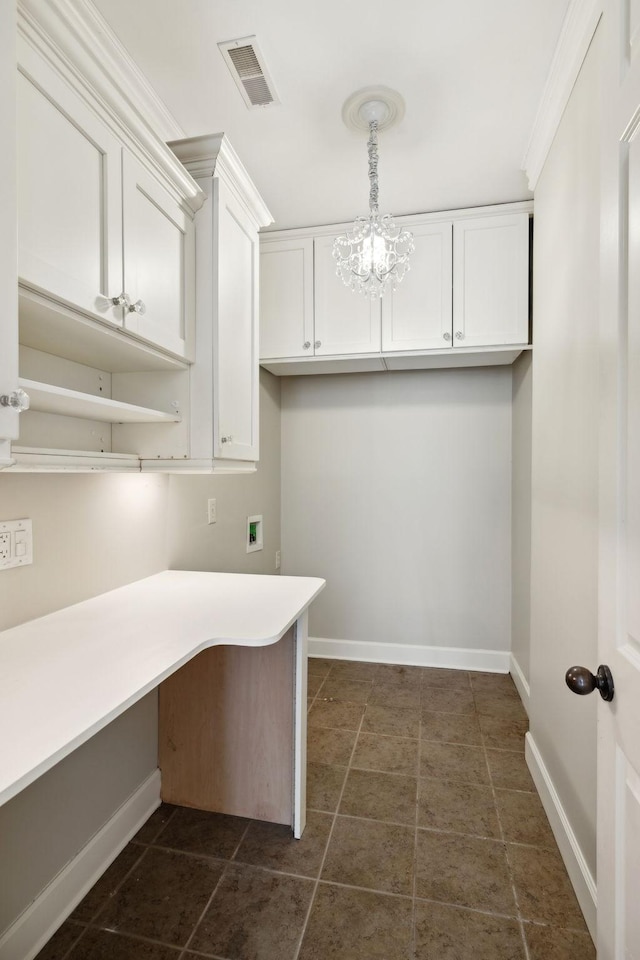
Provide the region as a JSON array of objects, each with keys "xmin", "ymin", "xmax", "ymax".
[{"xmin": 565, "ymin": 664, "xmax": 614, "ymax": 702}]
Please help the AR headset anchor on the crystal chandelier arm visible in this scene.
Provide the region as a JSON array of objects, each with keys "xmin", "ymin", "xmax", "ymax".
[{"xmin": 367, "ymin": 120, "xmax": 379, "ymax": 216}]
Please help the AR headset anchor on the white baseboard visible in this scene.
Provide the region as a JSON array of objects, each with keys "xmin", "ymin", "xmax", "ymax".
[
  {"xmin": 0, "ymin": 769, "xmax": 161, "ymax": 960},
  {"xmin": 525, "ymin": 733, "xmax": 597, "ymax": 941},
  {"xmin": 309, "ymin": 637, "xmax": 510, "ymax": 673},
  {"xmin": 509, "ymin": 653, "xmax": 530, "ymax": 715}
]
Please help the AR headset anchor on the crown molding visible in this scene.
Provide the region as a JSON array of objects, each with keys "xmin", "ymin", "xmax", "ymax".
[
  {"xmin": 171, "ymin": 134, "xmax": 274, "ymax": 229},
  {"xmin": 17, "ymin": 0, "xmax": 204, "ymax": 212},
  {"xmin": 522, "ymin": 0, "xmax": 602, "ymax": 190}
]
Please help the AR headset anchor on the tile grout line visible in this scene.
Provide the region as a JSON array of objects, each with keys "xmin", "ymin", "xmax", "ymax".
[
  {"xmin": 178, "ymin": 819, "xmax": 253, "ymax": 959},
  {"xmin": 291, "ymin": 663, "xmax": 368, "ymax": 960},
  {"xmin": 478, "ymin": 693, "xmax": 532, "ymax": 960}
]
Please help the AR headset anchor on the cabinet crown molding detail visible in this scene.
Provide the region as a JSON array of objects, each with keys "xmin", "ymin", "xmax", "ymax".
[
  {"xmin": 170, "ymin": 134, "xmax": 274, "ymax": 230},
  {"xmin": 522, "ymin": 0, "xmax": 602, "ymax": 190},
  {"xmin": 18, "ymin": 0, "xmax": 204, "ymax": 213}
]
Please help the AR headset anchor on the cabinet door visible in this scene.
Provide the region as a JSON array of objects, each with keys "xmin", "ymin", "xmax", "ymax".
[
  {"xmin": 122, "ymin": 151, "xmax": 195, "ymax": 360},
  {"xmin": 214, "ymin": 179, "xmax": 259, "ymax": 461},
  {"xmin": 314, "ymin": 236, "xmax": 381, "ymax": 355},
  {"xmin": 260, "ymin": 238, "xmax": 314, "ymax": 359},
  {"xmin": 382, "ymin": 222, "xmax": 453, "ymax": 351},
  {"xmin": 453, "ymin": 213, "xmax": 529, "ymax": 347},
  {"xmin": 17, "ymin": 41, "xmax": 123, "ymax": 327}
]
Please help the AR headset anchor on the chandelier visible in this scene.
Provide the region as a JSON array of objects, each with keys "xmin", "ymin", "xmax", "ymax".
[{"xmin": 333, "ymin": 92, "xmax": 414, "ymax": 299}]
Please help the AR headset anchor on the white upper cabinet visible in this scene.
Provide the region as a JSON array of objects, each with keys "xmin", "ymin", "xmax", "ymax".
[
  {"xmin": 213, "ymin": 178, "xmax": 261, "ymax": 462},
  {"xmin": 382, "ymin": 222, "xmax": 453, "ymax": 352},
  {"xmin": 162, "ymin": 134, "xmax": 272, "ymax": 471},
  {"xmin": 17, "ymin": 43, "xmax": 124, "ymax": 329},
  {"xmin": 453, "ymin": 212, "xmax": 529, "ymax": 347},
  {"xmin": 16, "ymin": 31, "xmax": 198, "ymax": 363},
  {"xmin": 313, "ymin": 235, "xmax": 381, "ymax": 356},
  {"xmin": 122, "ymin": 152, "xmax": 194, "ymax": 359},
  {"xmin": 260, "ymin": 237, "xmax": 314, "ymax": 360},
  {"xmin": 259, "ymin": 203, "xmax": 531, "ymax": 375}
]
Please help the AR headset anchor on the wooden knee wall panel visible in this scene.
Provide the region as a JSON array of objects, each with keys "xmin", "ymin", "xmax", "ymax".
[{"xmin": 158, "ymin": 628, "xmax": 294, "ymax": 826}]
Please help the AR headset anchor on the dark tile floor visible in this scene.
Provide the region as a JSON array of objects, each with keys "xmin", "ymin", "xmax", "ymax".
[{"xmin": 36, "ymin": 660, "xmax": 595, "ymax": 960}]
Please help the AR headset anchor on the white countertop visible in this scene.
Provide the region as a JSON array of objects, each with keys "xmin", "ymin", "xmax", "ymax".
[{"xmin": 0, "ymin": 570, "xmax": 325, "ymax": 807}]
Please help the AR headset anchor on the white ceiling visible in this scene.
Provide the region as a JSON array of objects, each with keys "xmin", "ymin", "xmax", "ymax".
[{"xmin": 92, "ymin": 0, "xmax": 569, "ymax": 230}]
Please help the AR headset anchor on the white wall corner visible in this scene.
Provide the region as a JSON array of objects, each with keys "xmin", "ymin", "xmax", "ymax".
[
  {"xmin": 522, "ymin": 0, "xmax": 602, "ymax": 190},
  {"xmin": 0, "ymin": 769, "xmax": 161, "ymax": 960},
  {"xmin": 525, "ymin": 733, "xmax": 597, "ymax": 941},
  {"xmin": 509, "ymin": 653, "xmax": 530, "ymax": 715},
  {"xmin": 309, "ymin": 637, "xmax": 510, "ymax": 673}
]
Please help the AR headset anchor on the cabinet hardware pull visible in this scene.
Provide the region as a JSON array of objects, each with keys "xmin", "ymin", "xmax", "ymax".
[
  {"xmin": 128, "ymin": 299, "xmax": 146, "ymax": 315},
  {"xmin": 110, "ymin": 292, "xmax": 131, "ymax": 308},
  {"xmin": 455, "ymin": 331, "xmax": 464, "ymax": 340},
  {"xmin": 303, "ymin": 341, "xmax": 311, "ymax": 350},
  {"xmin": 314, "ymin": 340, "xmax": 321, "ymax": 348},
  {"xmin": 221, "ymin": 435, "xmax": 233, "ymax": 444},
  {"xmin": 443, "ymin": 332, "xmax": 451, "ymax": 341},
  {"xmin": 0, "ymin": 388, "xmax": 30, "ymax": 412}
]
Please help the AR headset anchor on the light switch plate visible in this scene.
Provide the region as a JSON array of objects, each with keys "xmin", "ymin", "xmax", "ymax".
[{"xmin": 0, "ymin": 519, "xmax": 33, "ymax": 569}]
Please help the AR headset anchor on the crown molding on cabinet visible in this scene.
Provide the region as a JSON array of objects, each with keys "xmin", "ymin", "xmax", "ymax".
[
  {"xmin": 170, "ymin": 134, "xmax": 274, "ymax": 230},
  {"xmin": 18, "ymin": 0, "xmax": 204, "ymax": 213},
  {"xmin": 522, "ymin": 0, "xmax": 602, "ymax": 191}
]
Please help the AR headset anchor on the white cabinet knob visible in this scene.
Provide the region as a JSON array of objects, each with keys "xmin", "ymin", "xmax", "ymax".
[
  {"xmin": 455, "ymin": 331, "xmax": 464, "ymax": 340},
  {"xmin": 0, "ymin": 388, "xmax": 30, "ymax": 412},
  {"xmin": 314, "ymin": 340, "xmax": 322, "ymax": 349},
  {"xmin": 128, "ymin": 299, "xmax": 146, "ymax": 316},
  {"xmin": 443, "ymin": 332, "xmax": 451, "ymax": 342},
  {"xmin": 221, "ymin": 435, "xmax": 233, "ymax": 444},
  {"xmin": 303, "ymin": 341, "xmax": 311, "ymax": 350},
  {"xmin": 110, "ymin": 292, "xmax": 131, "ymax": 308}
]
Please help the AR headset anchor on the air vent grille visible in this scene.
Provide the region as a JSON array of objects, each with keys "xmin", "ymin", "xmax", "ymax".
[{"xmin": 218, "ymin": 36, "xmax": 280, "ymax": 109}]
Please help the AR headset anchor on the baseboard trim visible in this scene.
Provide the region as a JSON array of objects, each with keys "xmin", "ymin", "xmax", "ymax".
[
  {"xmin": 309, "ymin": 637, "xmax": 510, "ymax": 673},
  {"xmin": 509, "ymin": 654, "xmax": 530, "ymax": 716},
  {"xmin": 525, "ymin": 733, "xmax": 597, "ymax": 941},
  {"xmin": 0, "ymin": 769, "xmax": 161, "ymax": 960}
]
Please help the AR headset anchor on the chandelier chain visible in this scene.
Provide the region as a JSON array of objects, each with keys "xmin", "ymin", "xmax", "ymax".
[{"xmin": 367, "ymin": 120, "xmax": 379, "ymax": 215}]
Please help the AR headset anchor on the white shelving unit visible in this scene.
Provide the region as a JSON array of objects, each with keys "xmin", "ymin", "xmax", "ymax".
[{"xmin": 19, "ymin": 378, "xmax": 181, "ymax": 424}]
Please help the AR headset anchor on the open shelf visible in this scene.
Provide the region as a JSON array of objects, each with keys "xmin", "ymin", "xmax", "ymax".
[
  {"xmin": 19, "ymin": 287, "xmax": 189, "ymax": 373},
  {"xmin": 7, "ymin": 447, "xmax": 141, "ymax": 472},
  {"xmin": 19, "ymin": 378, "xmax": 182, "ymax": 424}
]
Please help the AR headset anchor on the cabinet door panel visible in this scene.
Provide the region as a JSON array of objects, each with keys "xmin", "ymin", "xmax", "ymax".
[
  {"xmin": 260, "ymin": 238, "xmax": 314, "ymax": 359},
  {"xmin": 382, "ymin": 222, "xmax": 452, "ymax": 351},
  {"xmin": 453, "ymin": 213, "xmax": 529, "ymax": 347},
  {"xmin": 17, "ymin": 46, "xmax": 123, "ymax": 327},
  {"xmin": 314, "ymin": 236, "xmax": 381, "ymax": 355},
  {"xmin": 122, "ymin": 152, "xmax": 194, "ymax": 359},
  {"xmin": 215, "ymin": 180, "xmax": 259, "ymax": 461}
]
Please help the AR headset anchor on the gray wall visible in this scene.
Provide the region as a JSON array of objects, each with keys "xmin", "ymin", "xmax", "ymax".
[
  {"xmin": 528, "ymin": 28, "xmax": 601, "ymax": 883},
  {"xmin": 281, "ymin": 367, "xmax": 512, "ymax": 657},
  {"xmin": 0, "ymin": 370, "xmax": 281, "ymax": 938},
  {"xmin": 167, "ymin": 370, "xmax": 281, "ymax": 574}
]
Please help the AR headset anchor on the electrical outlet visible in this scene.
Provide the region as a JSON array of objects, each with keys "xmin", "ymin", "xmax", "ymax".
[
  {"xmin": 275, "ymin": 550, "xmax": 281, "ymax": 570},
  {"xmin": 0, "ymin": 519, "xmax": 33, "ymax": 570},
  {"xmin": 207, "ymin": 499, "xmax": 217, "ymax": 524}
]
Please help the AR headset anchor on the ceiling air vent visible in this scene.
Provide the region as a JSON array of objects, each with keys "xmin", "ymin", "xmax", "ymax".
[{"xmin": 218, "ymin": 36, "xmax": 279, "ymax": 109}]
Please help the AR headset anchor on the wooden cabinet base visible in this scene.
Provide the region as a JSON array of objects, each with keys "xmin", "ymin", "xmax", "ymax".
[{"xmin": 159, "ymin": 629, "xmax": 295, "ymax": 826}]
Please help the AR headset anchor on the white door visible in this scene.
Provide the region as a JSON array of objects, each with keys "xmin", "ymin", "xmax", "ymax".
[
  {"xmin": 260, "ymin": 237, "xmax": 314, "ymax": 359},
  {"xmin": 597, "ymin": 0, "xmax": 640, "ymax": 955},
  {"xmin": 122, "ymin": 151, "xmax": 194, "ymax": 360},
  {"xmin": 381, "ymin": 222, "xmax": 453, "ymax": 352},
  {"xmin": 17, "ymin": 38, "xmax": 124, "ymax": 328},
  {"xmin": 453, "ymin": 213, "xmax": 529, "ymax": 348},
  {"xmin": 314, "ymin": 235, "xmax": 381, "ymax": 355}
]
